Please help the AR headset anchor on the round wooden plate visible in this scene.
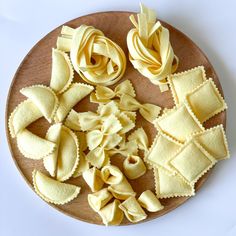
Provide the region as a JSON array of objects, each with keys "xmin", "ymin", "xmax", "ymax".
[{"xmin": 6, "ymin": 11, "xmax": 226, "ymax": 225}]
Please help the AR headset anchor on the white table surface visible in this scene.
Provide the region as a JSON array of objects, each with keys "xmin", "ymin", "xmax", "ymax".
[{"xmin": 1, "ymin": 0, "xmax": 236, "ymax": 235}]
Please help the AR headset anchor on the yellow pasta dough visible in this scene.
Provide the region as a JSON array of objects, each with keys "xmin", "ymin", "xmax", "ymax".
[
  {"xmin": 50, "ymin": 48, "xmax": 74, "ymax": 94},
  {"xmin": 88, "ymin": 188, "xmax": 113, "ymax": 212},
  {"xmin": 98, "ymin": 199, "xmax": 124, "ymax": 226},
  {"xmin": 91, "ymin": 80, "xmax": 136, "ymax": 103},
  {"xmin": 8, "ymin": 99, "xmax": 43, "ymax": 138},
  {"xmin": 82, "ymin": 167, "xmax": 104, "ymax": 192},
  {"xmin": 43, "ymin": 123, "xmax": 62, "ymax": 177},
  {"xmin": 169, "ymin": 140, "xmax": 216, "ymax": 185},
  {"xmin": 54, "ymin": 83, "xmax": 94, "ymax": 122},
  {"xmin": 120, "ymin": 94, "xmax": 161, "ymax": 122},
  {"xmin": 145, "ymin": 131, "xmax": 182, "ymax": 172},
  {"xmin": 138, "ymin": 190, "xmax": 164, "ymax": 212},
  {"xmin": 168, "ymin": 66, "xmax": 207, "ymax": 105},
  {"xmin": 17, "ymin": 129, "xmax": 56, "ymax": 160},
  {"xmin": 127, "ymin": 4, "xmax": 178, "ymax": 90},
  {"xmin": 185, "ymin": 78, "xmax": 227, "ymax": 122},
  {"xmin": 101, "ymin": 165, "xmax": 124, "ymax": 185},
  {"xmin": 192, "ymin": 125, "xmax": 229, "ymax": 160},
  {"xmin": 56, "ymin": 126, "xmax": 79, "ymax": 181},
  {"xmin": 64, "ymin": 109, "xmax": 81, "ymax": 131},
  {"xmin": 154, "ymin": 103, "xmax": 204, "ymax": 142},
  {"xmin": 108, "ymin": 140, "xmax": 138, "ymax": 157},
  {"xmin": 32, "ymin": 170, "xmax": 80, "ymax": 205},
  {"xmin": 57, "ymin": 25, "xmax": 126, "ymax": 86},
  {"xmin": 128, "ymin": 127, "xmax": 149, "ymax": 153},
  {"xmin": 77, "ymin": 111, "xmax": 102, "ymax": 131},
  {"xmin": 119, "ymin": 196, "xmax": 147, "ymax": 223},
  {"xmin": 123, "ymin": 155, "xmax": 146, "ymax": 179},
  {"xmin": 108, "ymin": 177, "xmax": 136, "ymax": 200},
  {"xmin": 154, "ymin": 167, "xmax": 195, "ymax": 198},
  {"xmin": 20, "ymin": 85, "xmax": 58, "ymax": 123}
]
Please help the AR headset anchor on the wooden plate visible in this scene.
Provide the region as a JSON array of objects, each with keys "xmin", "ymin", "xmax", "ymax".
[{"xmin": 5, "ymin": 11, "xmax": 226, "ymax": 225}]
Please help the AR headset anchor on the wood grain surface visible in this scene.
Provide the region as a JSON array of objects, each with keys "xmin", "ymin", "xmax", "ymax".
[{"xmin": 5, "ymin": 11, "xmax": 226, "ymax": 225}]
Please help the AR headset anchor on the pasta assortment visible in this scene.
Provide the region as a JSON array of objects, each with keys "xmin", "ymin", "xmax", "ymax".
[{"xmin": 7, "ymin": 3, "xmax": 229, "ymax": 226}]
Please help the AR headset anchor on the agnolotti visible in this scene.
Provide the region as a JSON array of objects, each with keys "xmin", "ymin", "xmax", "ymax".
[
  {"xmin": 32, "ymin": 170, "xmax": 81, "ymax": 205},
  {"xmin": 54, "ymin": 83, "xmax": 94, "ymax": 122},
  {"xmin": 17, "ymin": 129, "xmax": 56, "ymax": 160},
  {"xmin": 50, "ymin": 48, "xmax": 74, "ymax": 94},
  {"xmin": 8, "ymin": 99, "xmax": 43, "ymax": 138},
  {"xmin": 20, "ymin": 85, "xmax": 58, "ymax": 123}
]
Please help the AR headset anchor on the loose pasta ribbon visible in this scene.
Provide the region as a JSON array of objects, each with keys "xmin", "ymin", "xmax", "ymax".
[{"xmin": 127, "ymin": 3, "xmax": 179, "ymax": 91}]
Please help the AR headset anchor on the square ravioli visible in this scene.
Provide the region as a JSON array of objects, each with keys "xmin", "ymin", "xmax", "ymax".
[
  {"xmin": 168, "ymin": 66, "xmax": 206, "ymax": 105},
  {"xmin": 169, "ymin": 140, "xmax": 216, "ymax": 185},
  {"xmin": 192, "ymin": 125, "xmax": 229, "ymax": 160},
  {"xmin": 145, "ymin": 132, "xmax": 182, "ymax": 172},
  {"xmin": 154, "ymin": 103, "xmax": 204, "ymax": 143},
  {"xmin": 185, "ymin": 78, "xmax": 227, "ymax": 122}
]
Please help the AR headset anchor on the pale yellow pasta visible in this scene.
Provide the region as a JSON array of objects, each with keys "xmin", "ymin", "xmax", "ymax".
[
  {"xmin": 32, "ymin": 170, "xmax": 80, "ymax": 205},
  {"xmin": 127, "ymin": 3, "xmax": 178, "ymax": 90},
  {"xmin": 192, "ymin": 125, "xmax": 229, "ymax": 160},
  {"xmin": 73, "ymin": 132, "xmax": 90, "ymax": 178},
  {"xmin": 145, "ymin": 131, "xmax": 182, "ymax": 172},
  {"xmin": 44, "ymin": 123, "xmax": 62, "ymax": 177},
  {"xmin": 88, "ymin": 188, "xmax": 113, "ymax": 212},
  {"xmin": 86, "ymin": 147, "xmax": 109, "ymax": 169},
  {"xmin": 168, "ymin": 66, "xmax": 207, "ymax": 105},
  {"xmin": 82, "ymin": 167, "xmax": 104, "ymax": 192},
  {"xmin": 117, "ymin": 112, "xmax": 136, "ymax": 134},
  {"xmin": 97, "ymin": 100, "xmax": 120, "ymax": 117},
  {"xmin": 154, "ymin": 167, "xmax": 195, "ymax": 198},
  {"xmin": 154, "ymin": 103, "xmax": 204, "ymax": 143},
  {"xmin": 57, "ymin": 25, "xmax": 126, "ymax": 86},
  {"xmin": 138, "ymin": 190, "xmax": 164, "ymax": 212},
  {"xmin": 50, "ymin": 48, "xmax": 74, "ymax": 94},
  {"xmin": 108, "ymin": 140, "xmax": 138, "ymax": 157},
  {"xmin": 91, "ymin": 80, "xmax": 136, "ymax": 103},
  {"xmin": 185, "ymin": 78, "xmax": 227, "ymax": 122},
  {"xmin": 101, "ymin": 165, "xmax": 124, "ymax": 185},
  {"xmin": 17, "ymin": 129, "xmax": 56, "ymax": 160},
  {"xmin": 54, "ymin": 83, "xmax": 94, "ymax": 122},
  {"xmin": 169, "ymin": 140, "xmax": 216, "ymax": 185},
  {"xmin": 123, "ymin": 155, "xmax": 146, "ymax": 179},
  {"xmin": 8, "ymin": 99, "xmax": 43, "ymax": 138},
  {"xmin": 128, "ymin": 127, "xmax": 149, "ymax": 153},
  {"xmin": 77, "ymin": 111, "xmax": 102, "ymax": 131},
  {"xmin": 98, "ymin": 199, "xmax": 124, "ymax": 226},
  {"xmin": 56, "ymin": 126, "xmax": 79, "ymax": 181},
  {"xmin": 119, "ymin": 196, "xmax": 147, "ymax": 223},
  {"xmin": 20, "ymin": 85, "xmax": 58, "ymax": 123},
  {"xmin": 120, "ymin": 94, "xmax": 161, "ymax": 122},
  {"xmin": 64, "ymin": 109, "xmax": 81, "ymax": 131},
  {"xmin": 108, "ymin": 177, "xmax": 136, "ymax": 200}
]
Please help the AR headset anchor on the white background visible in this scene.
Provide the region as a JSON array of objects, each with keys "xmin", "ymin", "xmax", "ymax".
[{"xmin": 1, "ymin": 0, "xmax": 236, "ymax": 235}]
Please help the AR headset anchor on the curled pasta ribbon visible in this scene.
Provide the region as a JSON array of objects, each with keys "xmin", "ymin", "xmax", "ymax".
[
  {"xmin": 88, "ymin": 188, "xmax": 113, "ymax": 212},
  {"xmin": 120, "ymin": 94, "xmax": 161, "ymax": 122},
  {"xmin": 119, "ymin": 196, "xmax": 147, "ymax": 223},
  {"xmin": 82, "ymin": 167, "xmax": 104, "ymax": 192},
  {"xmin": 57, "ymin": 25, "xmax": 126, "ymax": 86},
  {"xmin": 90, "ymin": 80, "xmax": 136, "ymax": 103},
  {"xmin": 127, "ymin": 4, "xmax": 179, "ymax": 91},
  {"xmin": 101, "ymin": 165, "xmax": 124, "ymax": 185},
  {"xmin": 123, "ymin": 155, "xmax": 146, "ymax": 179},
  {"xmin": 98, "ymin": 199, "xmax": 124, "ymax": 226},
  {"xmin": 86, "ymin": 114, "xmax": 122, "ymax": 151},
  {"xmin": 137, "ymin": 190, "xmax": 164, "ymax": 212}
]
